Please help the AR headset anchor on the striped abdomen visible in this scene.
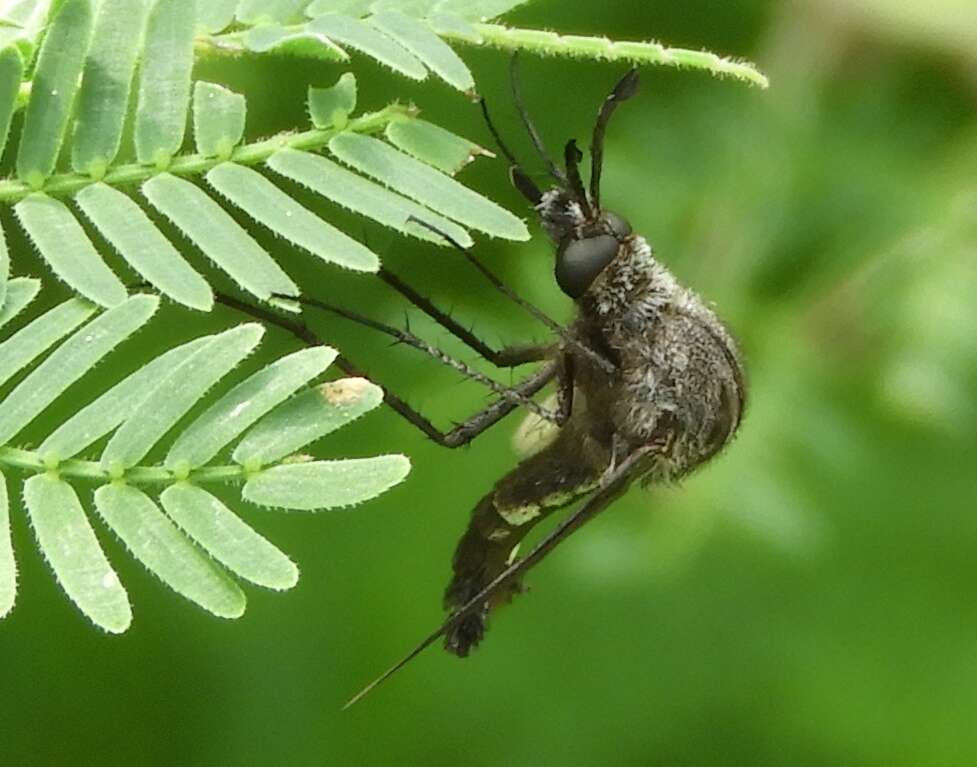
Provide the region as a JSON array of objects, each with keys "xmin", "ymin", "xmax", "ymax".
[{"xmin": 443, "ymin": 430, "xmax": 608, "ymax": 656}]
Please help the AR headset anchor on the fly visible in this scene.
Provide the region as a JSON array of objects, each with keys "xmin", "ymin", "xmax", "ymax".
[{"xmin": 332, "ymin": 61, "xmax": 748, "ymax": 707}]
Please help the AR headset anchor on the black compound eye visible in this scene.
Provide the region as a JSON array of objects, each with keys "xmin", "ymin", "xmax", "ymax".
[
  {"xmin": 603, "ymin": 211, "xmax": 632, "ymax": 239},
  {"xmin": 555, "ymin": 234, "xmax": 619, "ymax": 299}
]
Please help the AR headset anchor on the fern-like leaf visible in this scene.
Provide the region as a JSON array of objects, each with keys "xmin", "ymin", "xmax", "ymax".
[
  {"xmin": 0, "ymin": 1, "xmax": 766, "ymax": 310},
  {"xmin": 0, "ymin": 1, "xmax": 524, "ymax": 309},
  {"xmin": 0, "ymin": 281, "xmax": 408, "ymax": 631},
  {"xmin": 0, "ymin": 0, "xmax": 772, "ymax": 638}
]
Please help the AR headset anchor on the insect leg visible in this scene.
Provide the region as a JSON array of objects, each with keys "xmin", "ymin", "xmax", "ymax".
[
  {"xmin": 589, "ymin": 68, "xmax": 640, "ymax": 210},
  {"xmin": 406, "ymin": 216, "xmax": 617, "ymax": 377},
  {"xmin": 509, "ymin": 52, "xmax": 567, "ymax": 185},
  {"xmin": 343, "ymin": 443, "xmax": 656, "ymax": 709},
  {"xmin": 368, "ymin": 359, "xmax": 557, "ymax": 448},
  {"xmin": 377, "ymin": 266, "xmax": 553, "ymax": 368},
  {"xmin": 421, "ymin": 361, "xmax": 557, "ymax": 448},
  {"xmin": 555, "ymin": 352, "xmax": 575, "ymax": 425},
  {"xmin": 214, "ymin": 292, "xmax": 559, "ymax": 448},
  {"xmin": 288, "ymin": 294, "xmax": 559, "ymax": 424},
  {"xmin": 478, "ymin": 97, "xmax": 543, "ymax": 205}
]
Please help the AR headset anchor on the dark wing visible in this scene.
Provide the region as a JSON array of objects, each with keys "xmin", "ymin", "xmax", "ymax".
[{"xmin": 342, "ymin": 444, "xmax": 657, "ymax": 709}]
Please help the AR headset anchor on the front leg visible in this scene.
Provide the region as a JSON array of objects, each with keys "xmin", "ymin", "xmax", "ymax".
[
  {"xmin": 214, "ymin": 292, "xmax": 558, "ymax": 447},
  {"xmin": 555, "ymin": 352, "xmax": 575, "ymax": 426},
  {"xmin": 378, "ymin": 267, "xmax": 553, "ymax": 369},
  {"xmin": 375, "ymin": 361, "xmax": 558, "ymax": 449}
]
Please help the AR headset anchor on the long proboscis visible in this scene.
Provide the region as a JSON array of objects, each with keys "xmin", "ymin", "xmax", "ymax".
[{"xmin": 342, "ymin": 445, "xmax": 653, "ymax": 710}]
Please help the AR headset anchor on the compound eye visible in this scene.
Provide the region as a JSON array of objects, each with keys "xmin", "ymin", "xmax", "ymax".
[
  {"xmin": 603, "ymin": 211, "xmax": 632, "ymax": 239},
  {"xmin": 555, "ymin": 234, "xmax": 619, "ymax": 299}
]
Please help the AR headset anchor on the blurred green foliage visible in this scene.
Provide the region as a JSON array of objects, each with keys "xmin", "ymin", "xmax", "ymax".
[{"xmin": 3, "ymin": 0, "xmax": 977, "ymax": 764}]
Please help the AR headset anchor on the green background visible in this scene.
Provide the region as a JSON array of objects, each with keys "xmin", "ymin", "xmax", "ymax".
[{"xmin": 4, "ymin": 0, "xmax": 977, "ymax": 764}]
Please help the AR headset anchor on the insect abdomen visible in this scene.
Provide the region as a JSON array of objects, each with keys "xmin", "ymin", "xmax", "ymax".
[{"xmin": 443, "ymin": 434, "xmax": 605, "ymax": 656}]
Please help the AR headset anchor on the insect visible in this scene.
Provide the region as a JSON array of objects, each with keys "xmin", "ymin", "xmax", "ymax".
[
  {"xmin": 226, "ymin": 62, "xmax": 746, "ymax": 706},
  {"xmin": 337, "ymin": 65, "xmax": 746, "ymax": 706}
]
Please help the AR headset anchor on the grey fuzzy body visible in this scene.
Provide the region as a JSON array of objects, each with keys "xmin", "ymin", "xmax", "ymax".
[
  {"xmin": 544, "ymin": 188, "xmax": 745, "ymax": 480},
  {"xmin": 443, "ymin": 188, "xmax": 746, "ymax": 655},
  {"xmin": 573, "ymin": 233, "xmax": 744, "ymax": 480}
]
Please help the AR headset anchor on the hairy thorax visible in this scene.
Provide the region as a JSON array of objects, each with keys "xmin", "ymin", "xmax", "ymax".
[{"xmin": 570, "ymin": 234, "xmax": 746, "ymax": 481}]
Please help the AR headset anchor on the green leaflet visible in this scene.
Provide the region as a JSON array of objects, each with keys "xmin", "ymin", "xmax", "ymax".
[
  {"xmin": 196, "ymin": 0, "xmax": 237, "ymax": 34},
  {"xmin": 305, "ymin": 0, "xmax": 374, "ymax": 16},
  {"xmin": 369, "ymin": 10, "xmax": 475, "ymax": 92},
  {"xmin": 0, "ymin": 46, "xmax": 23, "ymax": 163},
  {"xmin": 165, "ymin": 346, "xmax": 337, "ymax": 471},
  {"xmin": 134, "ymin": 0, "xmax": 196, "ymax": 166},
  {"xmin": 241, "ymin": 23, "xmax": 348, "ymax": 61},
  {"xmin": 100, "ymin": 324, "xmax": 264, "ymax": 471},
  {"xmin": 328, "ymin": 133, "xmax": 530, "ymax": 240},
  {"xmin": 71, "ymin": 0, "xmax": 151, "ymax": 177},
  {"xmin": 0, "ymin": 0, "xmax": 53, "ymax": 60},
  {"xmin": 0, "ymin": 278, "xmax": 39, "ymax": 331},
  {"xmin": 0, "ymin": 219, "xmax": 8, "ymax": 308},
  {"xmin": 0, "ymin": 470, "xmax": 13, "ymax": 618},
  {"xmin": 142, "ymin": 173, "xmax": 299, "ymax": 301},
  {"xmin": 266, "ymin": 148, "xmax": 474, "ymax": 247},
  {"xmin": 94, "ymin": 483, "xmax": 246, "ymax": 618},
  {"xmin": 206, "ymin": 162, "xmax": 380, "ymax": 272},
  {"xmin": 234, "ymin": 377, "xmax": 383, "ymax": 466},
  {"xmin": 308, "ymin": 14, "xmax": 427, "ymax": 80},
  {"xmin": 74, "ymin": 183, "xmax": 213, "ymax": 311},
  {"xmin": 192, "ymin": 81, "xmax": 246, "ymax": 159},
  {"xmin": 14, "ymin": 193, "xmax": 128, "ymax": 308},
  {"xmin": 385, "ymin": 118, "xmax": 488, "ymax": 175},
  {"xmin": 160, "ymin": 483, "xmax": 298, "ymax": 590},
  {"xmin": 38, "ymin": 336, "xmax": 212, "ymax": 462},
  {"xmin": 437, "ymin": 0, "xmax": 533, "ymax": 20},
  {"xmin": 237, "ymin": 0, "xmax": 307, "ymax": 25},
  {"xmin": 0, "ymin": 298, "xmax": 95, "ymax": 389},
  {"xmin": 0, "ymin": 295, "xmax": 158, "ymax": 446},
  {"xmin": 16, "ymin": 0, "xmax": 94, "ymax": 188},
  {"xmin": 308, "ymin": 73, "xmax": 357, "ymax": 129},
  {"xmin": 24, "ymin": 473, "xmax": 131, "ymax": 633},
  {"xmin": 244, "ymin": 455, "xmax": 411, "ymax": 511},
  {"xmin": 426, "ymin": 12, "xmax": 482, "ymax": 43},
  {"xmin": 367, "ymin": 0, "xmax": 440, "ymax": 15}
]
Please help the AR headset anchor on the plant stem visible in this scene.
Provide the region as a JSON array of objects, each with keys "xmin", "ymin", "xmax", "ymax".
[
  {"xmin": 443, "ymin": 23, "xmax": 769, "ymax": 89},
  {"xmin": 0, "ymin": 446, "xmax": 249, "ymax": 486},
  {"xmin": 199, "ymin": 24, "xmax": 769, "ymax": 89},
  {"xmin": 0, "ymin": 104, "xmax": 411, "ymax": 204}
]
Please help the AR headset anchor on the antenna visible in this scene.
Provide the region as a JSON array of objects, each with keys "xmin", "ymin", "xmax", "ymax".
[
  {"xmin": 564, "ymin": 139, "xmax": 593, "ymax": 219},
  {"xmin": 589, "ymin": 68, "xmax": 640, "ymax": 210}
]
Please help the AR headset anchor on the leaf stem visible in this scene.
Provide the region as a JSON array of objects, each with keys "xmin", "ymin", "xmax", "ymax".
[
  {"xmin": 0, "ymin": 104, "xmax": 411, "ymax": 204},
  {"xmin": 0, "ymin": 446, "xmax": 248, "ymax": 486},
  {"xmin": 444, "ymin": 23, "xmax": 769, "ymax": 89},
  {"xmin": 199, "ymin": 24, "xmax": 768, "ymax": 89}
]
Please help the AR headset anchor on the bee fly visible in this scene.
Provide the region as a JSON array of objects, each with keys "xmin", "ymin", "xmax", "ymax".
[{"xmin": 328, "ymin": 63, "xmax": 748, "ymax": 707}]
